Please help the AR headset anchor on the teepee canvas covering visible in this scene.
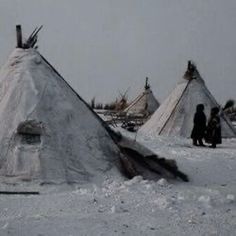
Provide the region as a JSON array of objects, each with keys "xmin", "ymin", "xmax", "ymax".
[
  {"xmin": 0, "ymin": 47, "xmax": 123, "ymax": 184},
  {"xmin": 124, "ymin": 78, "xmax": 159, "ymax": 116},
  {"xmin": 0, "ymin": 26, "xmax": 191, "ymax": 185},
  {"xmin": 140, "ymin": 62, "xmax": 236, "ymax": 138}
]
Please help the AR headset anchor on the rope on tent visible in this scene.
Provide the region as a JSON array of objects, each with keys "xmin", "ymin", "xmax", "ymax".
[
  {"xmin": 158, "ymin": 79, "xmax": 191, "ymax": 135},
  {"xmin": 125, "ymin": 92, "xmax": 146, "ymax": 113}
]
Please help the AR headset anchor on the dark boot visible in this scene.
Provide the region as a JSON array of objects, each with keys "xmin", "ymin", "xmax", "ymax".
[
  {"xmin": 209, "ymin": 143, "xmax": 216, "ymax": 148},
  {"xmin": 198, "ymin": 139, "xmax": 206, "ymax": 147},
  {"xmin": 192, "ymin": 139, "xmax": 198, "ymax": 146}
]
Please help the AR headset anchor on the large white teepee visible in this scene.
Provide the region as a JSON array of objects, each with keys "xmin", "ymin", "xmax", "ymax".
[
  {"xmin": 0, "ymin": 48, "xmax": 123, "ymax": 184},
  {"xmin": 124, "ymin": 78, "xmax": 159, "ymax": 116},
  {"xmin": 139, "ymin": 62, "xmax": 236, "ymax": 138}
]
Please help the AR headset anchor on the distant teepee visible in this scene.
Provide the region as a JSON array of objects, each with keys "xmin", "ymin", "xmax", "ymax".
[
  {"xmin": 139, "ymin": 61, "xmax": 236, "ymax": 138},
  {"xmin": 124, "ymin": 77, "xmax": 159, "ymax": 117}
]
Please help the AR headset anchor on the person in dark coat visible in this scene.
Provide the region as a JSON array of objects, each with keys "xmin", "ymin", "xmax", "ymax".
[
  {"xmin": 191, "ymin": 104, "xmax": 207, "ymax": 146},
  {"xmin": 205, "ymin": 107, "xmax": 222, "ymax": 148}
]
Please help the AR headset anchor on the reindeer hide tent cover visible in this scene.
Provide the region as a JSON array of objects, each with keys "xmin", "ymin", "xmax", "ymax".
[
  {"xmin": 124, "ymin": 78, "xmax": 159, "ymax": 116},
  {"xmin": 0, "ymin": 32, "xmax": 187, "ymax": 184},
  {"xmin": 139, "ymin": 62, "xmax": 236, "ymax": 138},
  {"xmin": 0, "ymin": 48, "xmax": 125, "ymax": 184}
]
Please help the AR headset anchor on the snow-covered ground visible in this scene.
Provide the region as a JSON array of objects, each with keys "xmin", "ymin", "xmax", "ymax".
[{"xmin": 0, "ymin": 129, "xmax": 236, "ymax": 236}]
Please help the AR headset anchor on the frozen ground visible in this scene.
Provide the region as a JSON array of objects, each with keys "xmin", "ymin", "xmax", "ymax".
[{"xmin": 0, "ymin": 129, "xmax": 236, "ymax": 236}]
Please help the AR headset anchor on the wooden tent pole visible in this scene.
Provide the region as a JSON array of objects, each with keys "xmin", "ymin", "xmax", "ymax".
[
  {"xmin": 145, "ymin": 77, "xmax": 149, "ymax": 90},
  {"xmin": 16, "ymin": 25, "xmax": 23, "ymax": 48}
]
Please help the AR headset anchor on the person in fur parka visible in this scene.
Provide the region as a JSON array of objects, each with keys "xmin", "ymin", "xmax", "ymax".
[
  {"xmin": 191, "ymin": 104, "xmax": 207, "ymax": 146},
  {"xmin": 205, "ymin": 107, "xmax": 222, "ymax": 148}
]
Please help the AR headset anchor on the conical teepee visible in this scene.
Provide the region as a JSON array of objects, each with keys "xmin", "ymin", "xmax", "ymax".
[
  {"xmin": 139, "ymin": 61, "xmax": 236, "ymax": 138},
  {"xmin": 124, "ymin": 77, "xmax": 159, "ymax": 116},
  {"xmin": 0, "ymin": 27, "xmax": 123, "ymax": 184},
  {"xmin": 0, "ymin": 26, "xmax": 190, "ymax": 184}
]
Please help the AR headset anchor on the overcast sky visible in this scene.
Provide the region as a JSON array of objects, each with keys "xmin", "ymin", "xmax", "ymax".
[{"xmin": 0, "ymin": 0, "xmax": 236, "ymax": 104}]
